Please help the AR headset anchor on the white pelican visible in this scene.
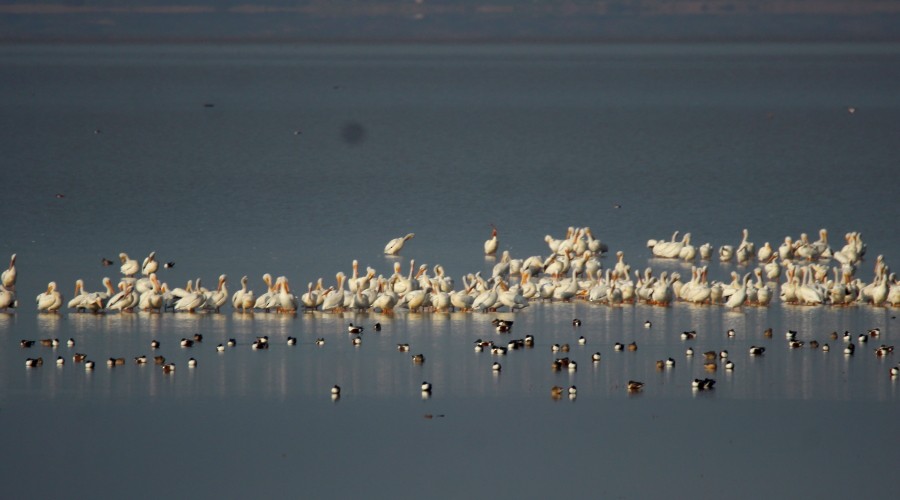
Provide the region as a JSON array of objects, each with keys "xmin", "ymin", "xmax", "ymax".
[
  {"xmin": 36, "ymin": 281, "xmax": 63, "ymax": 312},
  {"xmin": 718, "ymin": 245, "xmax": 734, "ymax": 262},
  {"xmin": 403, "ymin": 285, "xmax": 428, "ymax": 313},
  {"xmin": 449, "ymin": 277, "xmax": 475, "ymax": 311},
  {"xmin": 736, "ymin": 229, "xmax": 755, "ymax": 264},
  {"xmin": 0, "ymin": 284, "xmax": 16, "ymax": 310},
  {"xmin": 141, "ymin": 251, "xmax": 158, "ymax": 276},
  {"xmin": 428, "ymin": 279, "xmax": 451, "ymax": 312},
  {"xmin": 119, "ymin": 253, "xmax": 139, "ymax": 277},
  {"xmin": 584, "ymin": 227, "xmax": 608, "ymax": 254},
  {"xmin": 320, "ymin": 273, "xmax": 346, "ymax": 312},
  {"xmin": 174, "ymin": 280, "xmax": 206, "ymax": 312},
  {"xmin": 1, "ymin": 254, "xmax": 16, "ymax": 289},
  {"xmin": 471, "ymin": 282, "xmax": 500, "ymax": 312},
  {"xmin": 299, "ymin": 281, "xmax": 318, "ymax": 310},
  {"xmin": 205, "ymin": 274, "xmax": 229, "ymax": 312},
  {"xmin": 67, "ymin": 279, "xmax": 89, "ymax": 311},
  {"xmin": 724, "ymin": 274, "xmax": 751, "ymax": 310},
  {"xmin": 107, "ymin": 284, "xmax": 138, "ymax": 312},
  {"xmin": 484, "ymin": 226, "xmax": 498, "ymax": 256},
  {"xmin": 491, "ymin": 250, "xmax": 511, "ymax": 279},
  {"xmin": 757, "ymin": 242, "xmax": 773, "ymax": 262},
  {"xmin": 778, "ymin": 236, "xmax": 794, "ymax": 261},
  {"xmin": 138, "ymin": 274, "xmax": 163, "ymax": 312},
  {"xmin": 698, "ymin": 243, "xmax": 713, "ymax": 260},
  {"xmin": 497, "ymin": 282, "xmax": 528, "ymax": 311},
  {"xmin": 384, "ymin": 233, "xmax": 415, "ymax": 255},
  {"xmin": 253, "ymin": 274, "xmax": 277, "ymax": 311},
  {"xmin": 276, "ymin": 277, "xmax": 298, "ymax": 313},
  {"xmin": 232, "ymin": 276, "xmax": 255, "ymax": 312},
  {"xmin": 371, "ymin": 280, "xmax": 399, "ymax": 313}
]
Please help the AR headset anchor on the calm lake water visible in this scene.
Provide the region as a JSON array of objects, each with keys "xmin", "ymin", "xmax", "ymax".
[{"xmin": 1, "ymin": 43, "xmax": 898, "ymax": 499}]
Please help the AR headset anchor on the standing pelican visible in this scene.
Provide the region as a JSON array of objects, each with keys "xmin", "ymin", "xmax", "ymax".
[
  {"xmin": 205, "ymin": 274, "xmax": 229, "ymax": 312},
  {"xmin": 232, "ymin": 276, "xmax": 255, "ymax": 312},
  {"xmin": 1, "ymin": 254, "xmax": 16, "ymax": 289},
  {"xmin": 384, "ymin": 233, "xmax": 415, "ymax": 256},
  {"xmin": 484, "ymin": 226, "xmax": 498, "ymax": 256},
  {"xmin": 277, "ymin": 277, "xmax": 298, "ymax": 313},
  {"xmin": 36, "ymin": 281, "xmax": 63, "ymax": 312}
]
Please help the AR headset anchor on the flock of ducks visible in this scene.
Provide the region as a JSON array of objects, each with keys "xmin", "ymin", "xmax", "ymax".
[{"xmin": 6, "ymin": 225, "xmax": 899, "ymax": 393}]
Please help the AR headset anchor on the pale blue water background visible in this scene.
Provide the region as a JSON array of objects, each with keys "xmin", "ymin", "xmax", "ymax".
[{"xmin": 1, "ymin": 43, "xmax": 899, "ymax": 498}]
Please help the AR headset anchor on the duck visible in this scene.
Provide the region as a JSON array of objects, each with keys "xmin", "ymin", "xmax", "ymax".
[
  {"xmin": 692, "ymin": 378, "xmax": 716, "ymax": 390},
  {"xmin": 627, "ymin": 381, "xmax": 644, "ymax": 392},
  {"xmin": 1, "ymin": 253, "xmax": 16, "ymax": 289},
  {"xmin": 492, "ymin": 362, "xmax": 502, "ymax": 371},
  {"xmin": 36, "ymin": 281, "xmax": 63, "ymax": 312},
  {"xmin": 384, "ymin": 233, "xmax": 415, "ymax": 255},
  {"xmin": 421, "ymin": 381, "xmax": 432, "ymax": 392},
  {"xmin": 331, "ymin": 385, "xmax": 341, "ymax": 395}
]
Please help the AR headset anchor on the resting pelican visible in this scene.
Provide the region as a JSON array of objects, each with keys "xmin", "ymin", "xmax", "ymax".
[
  {"xmin": 107, "ymin": 284, "xmax": 138, "ymax": 312},
  {"xmin": 36, "ymin": 282, "xmax": 63, "ymax": 312},
  {"xmin": 384, "ymin": 233, "xmax": 415, "ymax": 256},
  {"xmin": 757, "ymin": 242, "xmax": 773, "ymax": 262},
  {"xmin": 174, "ymin": 279, "xmax": 206, "ymax": 312},
  {"xmin": 67, "ymin": 279, "xmax": 89, "ymax": 311},
  {"xmin": 484, "ymin": 226, "xmax": 498, "ymax": 256},
  {"xmin": 1, "ymin": 254, "xmax": 16, "ymax": 289},
  {"xmin": 119, "ymin": 253, "xmax": 139, "ymax": 277},
  {"xmin": 372, "ymin": 279, "xmax": 399, "ymax": 312},
  {"xmin": 138, "ymin": 274, "xmax": 163, "ymax": 312},
  {"xmin": 320, "ymin": 273, "xmax": 346, "ymax": 312},
  {"xmin": 141, "ymin": 251, "xmax": 158, "ymax": 276},
  {"xmin": 300, "ymin": 281, "xmax": 318, "ymax": 310},
  {"xmin": 231, "ymin": 276, "xmax": 255, "ymax": 312},
  {"xmin": 253, "ymin": 274, "xmax": 276, "ymax": 311},
  {"xmin": 0, "ymin": 284, "xmax": 16, "ymax": 310}
]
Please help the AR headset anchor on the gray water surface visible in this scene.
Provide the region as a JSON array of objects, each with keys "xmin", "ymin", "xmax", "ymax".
[{"xmin": 1, "ymin": 43, "xmax": 898, "ymax": 499}]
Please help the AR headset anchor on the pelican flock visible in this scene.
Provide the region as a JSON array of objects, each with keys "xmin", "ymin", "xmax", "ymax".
[
  {"xmin": 7, "ymin": 226, "xmax": 899, "ymax": 396},
  {"xmin": 0, "ymin": 227, "xmax": 893, "ymax": 318}
]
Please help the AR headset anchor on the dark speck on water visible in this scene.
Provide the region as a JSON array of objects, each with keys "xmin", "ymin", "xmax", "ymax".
[{"xmin": 341, "ymin": 122, "xmax": 366, "ymax": 145}]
